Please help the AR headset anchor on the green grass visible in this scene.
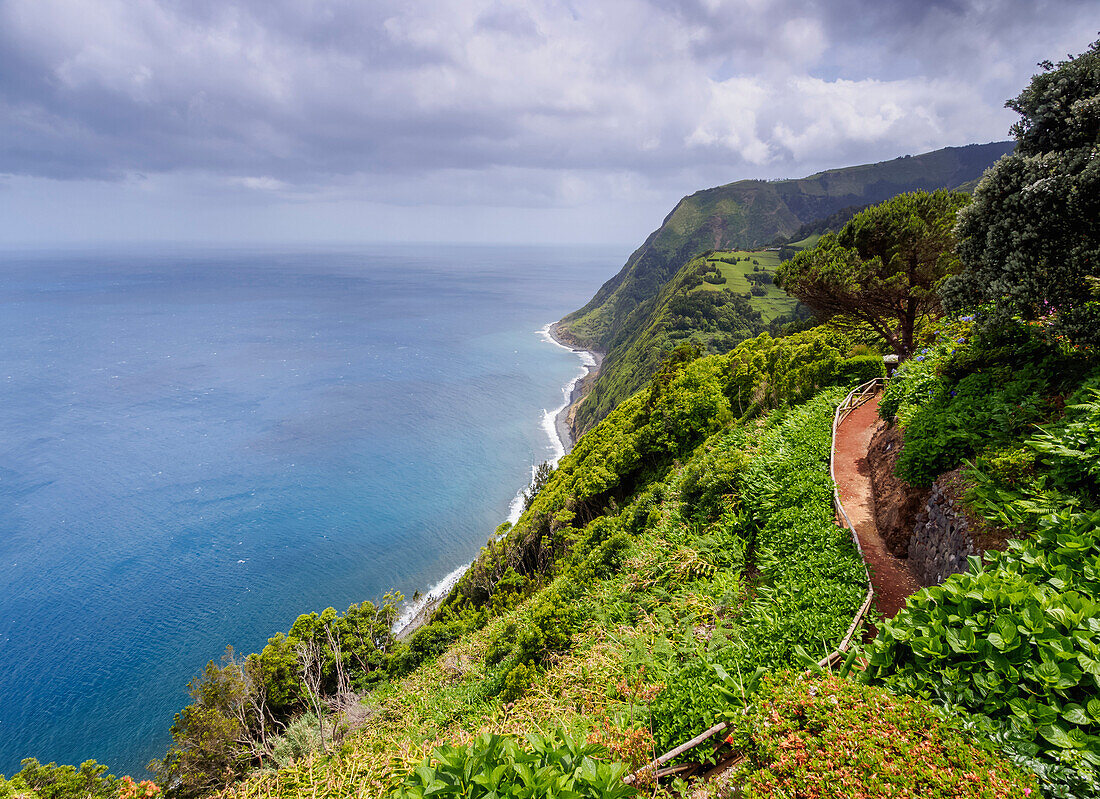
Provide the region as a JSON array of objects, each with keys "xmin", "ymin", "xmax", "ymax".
[
  {"xmin": 208, "ymin": 336, "xmax": 886, "ymax": 799},
  {"xmin": 695, "ymin": 250, "xmax": 800, "ymax": 323},
  {"xmin": 785, "ymin": 232, "xmax": 822, "ymax": 251}
]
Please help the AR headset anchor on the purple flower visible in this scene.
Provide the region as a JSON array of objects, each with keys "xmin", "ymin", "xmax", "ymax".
[
  {"xmin": 956, "ymin": 337, "xmax": 966, "ymax": 344},
  {"xmin": 915, "ymin": 356, "xmax": 924, "ymax": 361}
]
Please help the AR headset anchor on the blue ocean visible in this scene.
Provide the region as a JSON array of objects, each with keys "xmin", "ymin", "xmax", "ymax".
[{"xmin": 0, "ymin": 244, "xmax": 616, "ymax": 776}]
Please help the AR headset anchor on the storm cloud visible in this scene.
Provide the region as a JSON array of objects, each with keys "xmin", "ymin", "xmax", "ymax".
[{"xmin": 0, "ymin": 0, "xmax": 1096, "ymax": 243}]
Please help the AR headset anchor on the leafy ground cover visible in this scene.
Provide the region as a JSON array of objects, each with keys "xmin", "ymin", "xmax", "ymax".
[
  {"xmin": 869, "ymin": 317, "xmax": 1100, "ymax": 797},
  {"xmin": 728, "ymin": 671, "xmax": 1040, "ymax": 799},
  {"xmin": 391, "ymin": 732, "xmax": 634, "ymax": 799}
]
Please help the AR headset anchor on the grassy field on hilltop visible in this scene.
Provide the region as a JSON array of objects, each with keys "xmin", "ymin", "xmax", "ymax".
[
  {"xmin": 696, "ymin": 250, "xmax": 799, "ymax": 323},
  {"xmin": 784, "ymin": 232, "xmax": 821, "ymax": 251},
  {"xmin": 571, "ymin": 248, "xmax": 810, "ymax": 431}
]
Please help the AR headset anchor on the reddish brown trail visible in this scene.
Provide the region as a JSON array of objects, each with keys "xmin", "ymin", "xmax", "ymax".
[{"xmin": 834, "ymin": 394, "xmax": 919, "ymax": 620}]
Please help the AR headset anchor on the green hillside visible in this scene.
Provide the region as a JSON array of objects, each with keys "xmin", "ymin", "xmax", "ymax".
[
  {"xmin": 561, "ymin": 142, "xmax": 1011, "ymax": 348},
  {"xmin": 573, "ymin": 249, "xmax": 806, "ymax": 431},
  {"xmin": 560, "ymin": 141, "xmax": 1012, "ymax": 434}
]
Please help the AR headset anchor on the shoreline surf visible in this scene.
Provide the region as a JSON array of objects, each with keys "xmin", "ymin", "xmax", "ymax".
[{"xmin": 393, "ymin": 321, "xmax": 602, "ymax": 640}]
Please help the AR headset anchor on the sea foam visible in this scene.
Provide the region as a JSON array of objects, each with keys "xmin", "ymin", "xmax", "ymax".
[{"xmin": 397, "ymin": 324, "xmax": 595, "ymax": 633}]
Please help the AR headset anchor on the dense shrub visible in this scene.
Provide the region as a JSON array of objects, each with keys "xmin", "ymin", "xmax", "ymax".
[
  {"xmin": 729, "ymin": 672, "xmax": 1040, "ymax": 799},
  {"xmin": 869, "ymin": 378, "xmax": 1100, "ymax": 796},
  {"xmin": 881, "ymin": 316, "xmax": 1093, "ymax": 486},
  {"xmin": 678, "ymin": 429, "xmax": 750, "ymax": 524},
  {"xmin": 836, "ymin": 354, "xmax": 886, "ymax": 385},
  {"xmin": 390, "ymin": 731, "xmax": 634, "ymax": 799},
  {"xmin": 0, "ymin": 760, "xmax": 121, "ymax": 799}
]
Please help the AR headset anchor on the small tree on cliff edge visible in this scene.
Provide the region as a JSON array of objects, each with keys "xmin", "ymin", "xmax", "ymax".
[
  {"xmin": 776, "ymin": 189, "xmax": 970, "ymax": 360},
  {"xmin": 942, "ymin": 38, "xmax": 1100, "ymax": 347}
]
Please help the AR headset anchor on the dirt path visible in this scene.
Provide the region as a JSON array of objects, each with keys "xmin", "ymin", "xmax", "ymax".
[{"xmin": 834, "ymin": 394, "xmax": 919, "ymax": 620}]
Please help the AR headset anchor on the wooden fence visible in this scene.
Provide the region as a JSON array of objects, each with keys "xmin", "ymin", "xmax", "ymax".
[
  {"xmin": 626, "ymin": 377, "xmax": 886, "ymax": 782},
  {"xmin": 818, "ymin": 376, "xmax": 884, "ymax": 668}
]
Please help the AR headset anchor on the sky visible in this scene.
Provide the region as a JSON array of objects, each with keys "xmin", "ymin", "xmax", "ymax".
[{"xmin": 0, "ymin": 0, "xmax": 1097, "ymax": 247}]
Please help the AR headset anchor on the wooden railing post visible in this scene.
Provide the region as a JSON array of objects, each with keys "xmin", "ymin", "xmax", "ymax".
[{"xmin": 623, "ymin": 377, "xmax": 886, "ymax": 783}]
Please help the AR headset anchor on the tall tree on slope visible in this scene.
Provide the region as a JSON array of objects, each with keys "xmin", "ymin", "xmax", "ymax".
[
  {"xmin": 942, "ymin": 39, "xmax": 1100, "ymax": 346},
  {"xmin": 777, "ymin": 189, "xmax": 970, "ymax": 360}
]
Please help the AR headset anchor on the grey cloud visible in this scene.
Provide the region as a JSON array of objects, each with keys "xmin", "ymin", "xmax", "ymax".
[
  {"xmin": 476, "ymin": 3, "xmax": 544, "ymax": 39},
  {"xmin": 0, "ymin": 0, "xmax": 1096, "ymax": 197}
]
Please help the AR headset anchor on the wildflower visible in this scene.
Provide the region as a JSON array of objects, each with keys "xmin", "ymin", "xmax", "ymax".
[
  {"xmin": 956, "ymin": 337, "xmax": 966, "ymax": 344},
  {"xmin": 915, "ymin": 356, "xmax": 924, "ymax": 362}
]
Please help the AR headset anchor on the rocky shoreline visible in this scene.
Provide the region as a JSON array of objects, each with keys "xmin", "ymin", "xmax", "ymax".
[
  {"xmin": 394, "ymin": 321, "xmax": 602, "ymax": 642},
  {"xmin": 547, "ymin": 321, "xmax": 603, "ymax": 453}
]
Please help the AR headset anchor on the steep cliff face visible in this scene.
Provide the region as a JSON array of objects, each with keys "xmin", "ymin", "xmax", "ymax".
[
  {"xmin": 560, "ymin": 142, "xmax": 1014, "ymax": 434},
  {"xmin": 561, "ymin": 142, "xmax": 1012, "ymax": 353}
]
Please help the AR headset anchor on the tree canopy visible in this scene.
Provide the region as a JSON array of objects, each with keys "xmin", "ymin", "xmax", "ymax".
[
  {"xmin": 943, "ymin": 39, "xmax": 1100, "ymax": 346},
  {"xmin": 776, "ymin": 189, "xmax": 970, "ymax": 359}
]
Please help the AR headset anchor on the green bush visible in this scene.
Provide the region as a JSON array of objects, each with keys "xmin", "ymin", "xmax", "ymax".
[
  {"xmin": 501, "ymin": 662, "xmax": 537, "ymax": 703},
  {"xmin": 895, "ymin": 365, "xmax": 1058, "ymax": 485},
  {"xmin": 678, "ymin": 429, "xmax": 750, "ymax": 524},
  {"xmin": 390, "ymin": 731, "xmax": 634, "ymax": 799},
  {"xmin": 729, "ymin": 672, "xmax": 1039, "ymax": 798},
  {"xmin": 868, "ymin": 385, "xmax": 1100, "ymax": 795},
  {"xmin": 409, "ymin": 619, "xmax": 467, "ymax": 663},
  {"xmin": 836, "ymin": 354, "xmax": 886, "ymax": 385},
  {"xmin": 0, "ymin": 760, "xmax": 120, "ymax": 799},
  {"xmin": 270, "ymin": 714, "xmax": 324, "ymax": 769},
  {"xmin": 881, "ymin": 315, "xmax": 1093, "ymax": 486}
]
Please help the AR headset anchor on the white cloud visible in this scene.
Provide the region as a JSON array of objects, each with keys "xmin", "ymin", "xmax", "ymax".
[
  {"xmin": 231, "ymin": 176, "xmax": 287, "ymax": 191},
  {"xmin": 0, "ymin": 0, "xmax": 1096, "ymax": 243}
]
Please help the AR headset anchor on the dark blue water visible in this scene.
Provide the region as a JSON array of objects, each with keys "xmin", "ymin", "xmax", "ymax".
[{"xmin": 0, "ymin": 244, "xmax": 616, "ymax": 776}]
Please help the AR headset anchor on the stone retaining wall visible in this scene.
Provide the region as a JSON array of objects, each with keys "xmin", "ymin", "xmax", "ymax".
[{"xmin": 908, "ymin": 479, "xmax": 975, "ymax": 587}]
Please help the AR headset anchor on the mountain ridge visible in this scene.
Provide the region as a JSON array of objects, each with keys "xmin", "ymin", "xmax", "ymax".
[{"xmin": 561, "ymin": 140, "xmax": 1014, "ymax": 433}]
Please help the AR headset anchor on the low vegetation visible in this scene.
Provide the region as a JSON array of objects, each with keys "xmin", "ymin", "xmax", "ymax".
[
  {"xmin": 391, "ymin": 732, "xmax": 634, "ymax": 799},
  {"xmin": 868, "ymin": 317, "xmax": 1100, "ymax": 796},
  {"xmin": 728, "ymin": 671, "xmax": 1040, "ymax": 799}
]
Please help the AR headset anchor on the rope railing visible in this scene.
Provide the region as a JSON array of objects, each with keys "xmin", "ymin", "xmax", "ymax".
[{"xmin": 624, "ymin": 377, "xmax": 887, "ymax": 781}]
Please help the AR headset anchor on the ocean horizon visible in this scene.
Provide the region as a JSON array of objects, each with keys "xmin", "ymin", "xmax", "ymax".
[{"xmin": 0, "ymin": 243, "xmax": 617, "ymax": 776}]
